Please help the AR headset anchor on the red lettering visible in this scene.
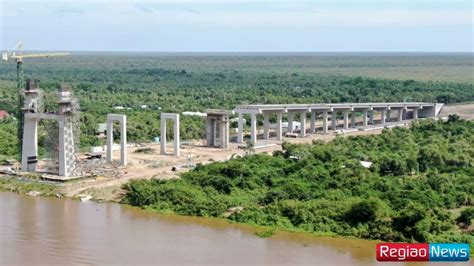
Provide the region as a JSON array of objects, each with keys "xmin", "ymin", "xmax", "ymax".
[{"xmin": 376, "ymin": 243, "xmax": 429, "ymax": 261}]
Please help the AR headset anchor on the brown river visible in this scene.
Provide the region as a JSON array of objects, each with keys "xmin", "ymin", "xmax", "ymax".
[{"xmin": 0, "ymin": 192, "xmax": 465, "ymax": 265}]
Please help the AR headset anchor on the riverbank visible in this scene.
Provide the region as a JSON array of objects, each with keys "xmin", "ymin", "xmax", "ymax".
[
  {"xmin": 0, "ymin": 176, "xmax": 62, "ymax": 197},
  {"xmin": 120, "ymin": 119, "xmax": 474, "ymax": 251},
  {"xmin": 1, "ymin": 118, "xmax": 473, "ymax": 254}
]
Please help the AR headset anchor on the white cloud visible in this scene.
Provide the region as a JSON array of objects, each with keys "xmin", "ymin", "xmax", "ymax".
[{"xmin": 2, "ymin": 1, "xmax": 471, "ymax": 28}]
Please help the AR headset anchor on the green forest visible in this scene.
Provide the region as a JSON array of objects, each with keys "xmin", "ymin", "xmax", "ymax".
[
  {"xmin": 0, "ymin": 53, "xmax": 473, "ymax": 160},
  {"xmin": 123, "ymin": 117, "xmax": 473, "ymax": 244}
]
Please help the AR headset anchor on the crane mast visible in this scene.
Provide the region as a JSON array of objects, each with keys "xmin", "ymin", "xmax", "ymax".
[{"xmin": 2, "ymin": 42, "xmax": 70, "ymax": 159}]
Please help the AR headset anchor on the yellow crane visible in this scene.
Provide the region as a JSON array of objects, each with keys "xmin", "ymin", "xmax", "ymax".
[
  {"xmin": 2, "ymin": 42, "xmax": 70, "ymax": 159},
  {"xmin": 2, "ymin": 42, "xmax": 70, "ymax": 89}
]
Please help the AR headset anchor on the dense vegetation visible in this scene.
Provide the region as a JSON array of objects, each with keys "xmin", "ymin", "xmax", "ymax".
[
  {"xmin": 0, "ymin": 53, "xmax": 473, "ymax": 160},
  {"xmin": 123, "ymin": 117, "xmax": 473, "ymax": 244},
  {"xmin": 0, "ymin": 176, "xmax": 61, "ymax": 197}
]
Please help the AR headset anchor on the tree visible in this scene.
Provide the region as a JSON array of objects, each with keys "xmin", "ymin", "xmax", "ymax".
[
  {"xmin": 244, "ymin": 140, "xmax": 255, "ymax": 155},
  {"xmin": 456, "ymin": 208, "xmax": 474, "ymax": 228}
]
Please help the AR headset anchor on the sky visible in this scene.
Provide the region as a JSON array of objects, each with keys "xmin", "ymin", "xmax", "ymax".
[{"xmin": 0, "ymin": 0, "xmax": 473, "ymax": 52}]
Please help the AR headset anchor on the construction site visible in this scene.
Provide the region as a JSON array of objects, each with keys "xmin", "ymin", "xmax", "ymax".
[{"xmin": 0, "ymin": 44, "xmax": 467, "ymax": 200}]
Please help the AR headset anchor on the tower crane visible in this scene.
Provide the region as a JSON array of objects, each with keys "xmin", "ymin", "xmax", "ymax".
[
  {"xmin": 2, "ymin": 42, "xmax": 70, "ymax": 89},
  {"xmin": 2, "ymin": 42, "xmax": 70, "ymax": 159}
]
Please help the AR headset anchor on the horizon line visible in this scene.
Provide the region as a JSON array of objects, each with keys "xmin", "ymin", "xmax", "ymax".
[{"xmin": 2, "ymin": 50, "xmax": 473, "ymax": 54}]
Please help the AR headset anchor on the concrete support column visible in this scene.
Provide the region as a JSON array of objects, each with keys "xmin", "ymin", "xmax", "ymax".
[
  {"xmin": 206, "ymin": 118, "xmax": 215, "ymax": 146},
  {"xmin": 21, "ymin": 116, "xmax": 38, "ymax": 172},
  {"xmin": 322, "ymin": 111, "xmax": 328, "ymax": 134},
  {"xmin": 397, "ymin": 109, "xmax": 403, "ymax": 122},
  {"xmin": 263, "ymin": 112, "xmax": 270, "ymax": 140},
  {"xmin": 413, "ymin": 108, "xmax": 419, "ymax": 120},
  {"xmin": 300, "ymin": 111, "xmax": 306, "ymax": 137},
  {"xmin": 212, "ymin": 119, "xmax": 217, "ymax": 146},
  {"xmin": 369, "ymin": 111, "xmax": 374, "ymax": 125},
  {"xmin": 276, "ymin": 112, "xmax": 282, "ymax": 141},
  {"xmin": 160, "ymin": 117, "xmax": 167, "ymax": 155},
  {"xmin": 310, "ymin": 111, "xmax": 316, "ymax": 133},
  {"xmin": 343, "ymin": 111, "xmax": 349, "ymax": 129},
  {"xmin": 107, "ymin": 119, "xmax": 114, "ymax": 162},
  {"xmin": 363, "ymin": 110, "xmax": 368, "ymax": 127},
  {"xmin": 386, "ymin": 110, "xmax": 391, "ymax": 122},
  {"xmin": 250, "ymin": 113, "xmax": 257, "ymax": 145},
  {"xmin": 121, "ymin": 116, "xmax": 127, "ymax": 164},
  {"xmin": 351, "ymin": 112, "xmax": 356, "ymax": 128},
  {"xmin": 58, "ymin": 118, "xmax": 66, "ymax": 176},
  {"xmin": 287, "ymin": 112, "xmax": 293, "ymax": 133},
  {"xmin": 173, "ymin": 115, "xmax": 180, "ymax": 156},
  {"xmin": 160, "ymin": 113, "xmax": 179, "ymax": 157},
  {"xmin": 331, "ymin": 112, "xmax": 337, "ymax": 130},
  {"xmin": 237, "ymin": 113, "xmax": 244, "ymax": 143},
  {"xmin": 380, "ymin": 109, "xmax": 386, "ymax": 125},
  {"xmin": 222, "ymin": 118, "xmax": 229, "ymax": 149}
]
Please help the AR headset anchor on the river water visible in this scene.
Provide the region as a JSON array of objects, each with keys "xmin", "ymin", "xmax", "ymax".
[{"xmin": 0, "ymin": 192, "xmax": 462, "ymax": 265}]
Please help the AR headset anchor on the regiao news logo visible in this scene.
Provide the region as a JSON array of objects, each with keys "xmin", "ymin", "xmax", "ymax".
[{"xmin": 376, "ymin": 243, "xmax": 470, "ymax": 262}]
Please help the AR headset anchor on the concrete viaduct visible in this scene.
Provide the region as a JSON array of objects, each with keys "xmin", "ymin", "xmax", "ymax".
[{"xmin": 234, "ymin": 102, "xmax": 444, "ymax": 145}]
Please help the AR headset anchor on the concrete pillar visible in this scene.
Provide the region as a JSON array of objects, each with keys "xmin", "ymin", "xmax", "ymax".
[
  {"xmin": 213, "ymin": 119, "xmax": 217, "ymax": 146},
  {"xmin": 107, "ymin": 119, "xmax": 114, "ymax": 162},
  {"xmin": 237, "ymin": 113, "xmax": 244, "ymax": 143},
  {"xmin": 386, "ymin": 110, "xmax": 391, "ymax": 122},
  {"xmin": 263, "ymin": 112, "xmax": 270, "ymax": 140},
  {"xmin": 161, "ymin": 113, "xmax": 179, "ymax": 156},
  {"xmin": 369, "ymin": 111, "xmax": 374, "ymax": 125},
  {"xmin": 250, "ymin": 113, "xmax": 257, "ymax": 145},
  {"xmin": 107, "ymin": 114, "xmax": 127, "ymax": 165},
  {"xmin": 398, "ymin": 109, "xmax": 403, "ymax": 122},
  {"xmin": 206, "ymin": 118, "xmax": 215, "ymax": 147},
  {"xmin": 322, "ymin": 111, "xmax": 328, "ymax": 134},
  {"xmin": 276, "ymin": 112, "xmax": 282, "ymax": 141},
  {"xmin": 363, "ymin": 110, "xmax": 368, "ymax": 127},
  {"xmin": 58, "ymin": 118, "xmax": 66, "ymax": 176},
  {"xmin": 310, "ymin": 111, "xmax": 316, "ymax": 133},
  {"xmin": 287, "ymin": 112, "xmax": 293, "ymax": 133},
  {"xmin": 173, "ymin": 115, "xmax": 180, "ymax": 157},
  {"xmin": 331, "ymin": 112, "xmax": 337, "ymax": 130},
  {"xmin": 59, "ymin": 118, "xmax": 74, "ymax": 177},
  {"xmin": 21, "ymin": 116, "xmax": 38, "ymax": 172},
  {"xmin": 351, "ymin": 112, "xmax": 356, "ymax": 128},
  {"xmin": 343, "ymin": 111, "xmax": 349, "ymax": 129},
  {"xmin": 121, "ymin": 116, "xmax": 127, "ymax": 164},
  {"xmin": 160, "ymin": 117, "xmax": 167, "ymax": 155},
  {"xmin": 221, "ymin": 117, "xmax": 229, "ymax": 149},
  {"xmin": 381, "ymin": 109, "xmax": 386, "ymax": 125},
  {"xmin": 413, "ymin": 108, "xmax": 419, "ymax": 120},
  {"xmin": 300, "ymin": 111, "xmax": 306, "ymax": 137}
]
